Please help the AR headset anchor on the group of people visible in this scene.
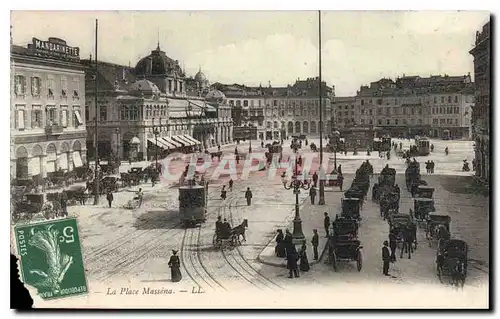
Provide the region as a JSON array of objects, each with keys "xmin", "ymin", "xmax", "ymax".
[
  {"xmin": 220, "ymin": 184, "xmax": 253, "ymax": 206},
  {"xmin": 424, "ymin": 160, "xmax": 436, "ymax": 174},
  {"xmin": 275, "ymin": 229, "xmax": 316, "ymax": 278},
  {"xmin": 215, "ymin": 215, "xmax": 233, "ymax": 239}
]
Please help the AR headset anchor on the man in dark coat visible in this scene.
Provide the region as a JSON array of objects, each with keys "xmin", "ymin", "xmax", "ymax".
[
  {"xmin": 388, "ymin": 228, "xmax": 398, "ymax": 262},
  {"xmin": 245, "ymin": 187, "xmax": 252, "ymax": 206},
  {"xmin": 309, "ymin": 187, "xmax": 317, "ymax": 205},
  {"xmin": 222, "ymin": 218, "xmax": 231, "ymax": 238},
  {"xmin": 106, "ymin": 191, "xmax": 114, "ymax": 208},
  {"xmin": 60, "ymin": 191, "xmax": 68, "ymax": 217},
  {"xmin": 215, "ymin": 216, "xmax": 223, "ymax": 239},
  {"xmin": 168, "ymin": 250, "xmax": 182, "ymax": 282},
  {"xmin": 287, "ymin": 245, "xmax": 300, "ymax": 278},
  {"xmin": 324, "ymin": 212, "xmax": 331, "ymax": 238},
  {"xmin": 311, "ymin": 229, "xmax": 319, "ymax": 260},
  {"xmin": 382, "ymin": 240, "xmax": 391, "ymax": 276},
  {"xmin": 312, "ymin": 172, "xmax": 318, "ymax": 187},
  {"xmin": 275, "ymin": 229, "xmax": 286, "ymax": 257}
]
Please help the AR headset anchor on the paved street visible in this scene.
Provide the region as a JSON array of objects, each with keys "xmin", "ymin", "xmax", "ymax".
[{"xmin": 62, "ymin": 137, "xmax": 488, "ymax": 304}]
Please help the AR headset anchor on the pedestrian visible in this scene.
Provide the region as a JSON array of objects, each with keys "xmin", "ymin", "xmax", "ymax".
[
  {"xmin": 312, "ymin": 171, "xmax": 318, "ymax": 187},
  {"xmin": 382, "ymin": 240, "xmax": 391, "ymax": 276},
  {"xmin": 309, "ymin": 187, "xmax": 317, "ymax": 205},
  {"xmin": 229, "ymin": 179, "xmax": 234, "ymax": 191},
  {"xmin": 389, "ymin": 228, "xmax": 398, "ymax": 262},
  {"xmin": 60, "ymin": 191, "xmax": 68, "ymax": 217},
  {"xmin": 284, "ymin": 229, "xmax": 293, "ymax": 255},
  {"xmin": 337, "ymin": 165, "xmax": 342, "ymax": 175},
  {"xmin": 299, "ymin": 243, "xmax": 310, "ymax": 272},
  {"xmin": 168, "ymin": 250, "xmax": 182, "ymax": 282},
  {"xmin": 275, "ymin": 229, "xmax": 286, "ymax": 257},
  {"xmin": 106, "ymin": 190, "xmax": 114, "ymax": 208},
  {"xmin": 245, "ymin": 187, "xmax": 252, "ymax": 206},
  {"xmin": 221, "ymin": 185, "xmax": 227, "ymax": 200},
  {"xmin": 311, "ymin": 229, "xmax": 319, "ymax": 260},
  {"xmin": 218, "ymin": 145, "xmax": 221, "ymax": 152},
  {"xmin": 430, "ymin": 161, "xmax": 435, "ymax": 174},
  {"xmin": 324, "ymin": 212, "xmax": 331, "ymax": 238},
  {"xmin": 286, "ymin": 245, "xmax": 300, "ymax": 278}
]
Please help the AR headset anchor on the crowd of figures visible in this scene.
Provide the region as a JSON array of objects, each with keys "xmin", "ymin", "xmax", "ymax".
[{"xmin": 275, "ymin": 229, "xmax": 313, "ymax": 278}]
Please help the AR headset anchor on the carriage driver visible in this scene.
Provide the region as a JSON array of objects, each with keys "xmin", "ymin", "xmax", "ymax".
[{"xmin": 222, "ymin": 218, "xmax": 232, "ymax": 239}]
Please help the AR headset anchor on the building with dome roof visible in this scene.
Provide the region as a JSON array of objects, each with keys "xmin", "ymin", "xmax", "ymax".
[{"xmin": 82, "ymin": 44, "xmax": 233, "ymax": 161}]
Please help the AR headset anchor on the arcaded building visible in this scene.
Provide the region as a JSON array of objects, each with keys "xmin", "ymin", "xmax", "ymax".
[{"xmin": 10, "ymin": 37, "xmax": 87, "ymax": 182}]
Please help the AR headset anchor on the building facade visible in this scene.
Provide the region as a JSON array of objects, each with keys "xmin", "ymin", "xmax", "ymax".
[
  {"xmin": 216, "ymin": 77, "xmax": 335, "ymax": 141},
  {"xmin": 11, "ymin": 37, "xmax": 87, "ymax": 182},
  {"xmin": 334, "ymin": 75, "xmax": 474, "ymax": 138},
  {"xmin": 469, "ymin": 21, "xmax": 491, "ymax": 183},
  {"xmin": 83, "ymin": 44, "xmax": 232, "ymax": 161}
]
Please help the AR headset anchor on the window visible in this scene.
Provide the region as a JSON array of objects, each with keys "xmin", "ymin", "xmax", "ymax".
[
  {"xmin": 392, "ymin": 107, "xmax": 398, "ymax": 115},
  {"xmin": 351, "ymin": 105, "xmax": 354, "ymax": 109},
  {"xmin": 361, "ymin": 110, "xmax": 365, "ymax": 115},
  {"xmin": 244, "ymin": 100, "xmax": 248, "ymax": 107},
  {"xmin": 361, "ymin": 100, "xmax": 364, "ymax": 105},
  {"xmin": 85, "ymin": 105, "xmax": 90, "ymax": 120},
  {"xmin": 369, "ymin": 109, "xmax": 373, "ymax": 116},
  {"xmin": 236, "ymin": 100, "xmax": 241, "ymax": 107},
  {"xmin": 338, "ymin": 111, "xmax": 342, "ymax": 117},
  {"xmin": 258, "ymin": 100, "xmax": 261, "ymax": 107},
  {"xmin": 229, "ymin": 100, "xmax": 234, "ymax": 107},
  {"xmin": 15, "ymin": 75, "xmax": 26, "ymax": 95},
  {"xmin": 266, "ymin": 122, "xmax": 271, "ymax": 129},
  {"xmin": 377, "ymin": 99, "xmax": 382, "ymax": 105},
  {"xmin": 441, "ymin": 96, "xmax": 444, "ymax": 103},
  {"xmin": 250, "ymin": 100, "xmax": 254, "ymax": 107},
  {"xmin": 386, "ymin": 108, "xmax": 390, "ymax": 116},
  {"xmin": 31, "ymin": 77, "xmax": 41, "ymax": 96},
  {"xmin": 345, "ymin": 105, "xmax": 348, "ymax": 110},
  {"xmin": 31, "ymin": 109, "xmax": 42, "ymax": 128},
  {"xmin": 448, "ymin": 96, "xmax": 452, "ymax": 103},
  {"xmin": 61, "ymin": 77, "xmax": 68, "ymax": 96},
  {"xmin": 403, "ymin": 108, "xmax": 407, "ymax": 115},
  {"xmin": 378, "ymin": 119, "xmax": 382, "ymax": 125},
  {"xmin": 15, "ymin": 108, "xmax": 26, "ymax": 130},
  {"xmin": 47, "ymin": 108, "xmax": 57, "ymax": 125},
  {"xmin": 258, "ymin": 120, "xmax": 263, "ymax": 126},
  {"xmin": 433, "ymin": 119, "xmax": 438, "ymax": 125},
  {"xmin": 418, "ymin": 109, "xmax": 422, "ymax": 115},
  {"xmin": 47, "ymin": 78, "xmax": 55, "ymax": 97},
  {"xmin": 369, "ymin": 99, "xmax": 372, "ymax": 104},
  {"xmin": 386, "ymin": 119, "xmax": 390, "ymax": 125},
  {"xmin": 100, "ymin": 106, "xmax": 107, "ymax": 122},
  {"xmin": 60, "ymin": 108, "xmax": 68, "ymax": 127},
  {"xmin": 73, "ymin": 108, "xmax": 82, "ymax": 127},
  {"xmin": 273, "ymin": 100, "xmax": 277, "ymax": 107},
  {"xmin": 120, "ymin": 105, "xmax": 140, "ymax": 120},
  {"xmin": 411, "ymin": 108, "xmax": 415, "ymax": 115},
  {"xmin": 369, "ymin": 119, "xmax": 373, "ymax": 125},
  {"xmin": 403, "ymin": 119, "xmax": 408, "ymax": 125},
  {"xmin": 440, "ymin": 119, "xmax": 445, "ymax": 124},
  {"xmin": 455, "ymin": 119, "xmax": 459, "ymax": 125},
  {"xmin": 454, "ymin": 96, "xmax": 458, "ymax": 103},
  {"xmin": 344, "ymin": 111, "xmax": 348, "ymax": 116},
  {"xmin": 395, "ymin": 119, "xmax": 399, "ymax": 125},
  {"xmin": 434, "ymin": 97, "xmax": 437, "ymax": 104},
  {"xmin": 281, "ymin": 110, "xmax": 285, "ymax": 117},
  {"xmin": 377, "ymin": 109, "xmax": 382, "ymax": 116}
]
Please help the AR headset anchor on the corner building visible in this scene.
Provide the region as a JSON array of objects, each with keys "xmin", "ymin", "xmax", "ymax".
[
  {"xmin": 10, "ymin": 37, "xmax": 87, "ymax": 183},
  {"xmin": 469, "ymin": 21, "xmax": 491, "ymax": 183}
]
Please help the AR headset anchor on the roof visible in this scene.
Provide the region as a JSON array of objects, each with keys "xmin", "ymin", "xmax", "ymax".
[
  {"xmin": 81, "ymin": 59, "xmax": 136, "ymax": 93},
  {"xmin": 135, "ymin": 44, "xmax": 184, "ymax": 78}
]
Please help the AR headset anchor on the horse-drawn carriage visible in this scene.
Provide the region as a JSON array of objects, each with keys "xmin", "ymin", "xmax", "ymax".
[
  {"xmin": 412, "ymin": 198, "xmax": 435, "ymax": 222},
  {"xmin": 389, "ymin": 213, "xmax": 418, "ymax": 253},
  {"xmin": 436, "ymin": 239, "xmax": 468, "ymax": 287},
  {"xmin": 213, "ymin": 219, "xmax": 249, "ymax": 248},
  {"xmin": 415, "ymin": 186, "xmax": 434, "ymax": 199},
  {"xmin": 327, "ymin": 172, "xmax": 344, "ymax": 190},
  {"xmin": 11, "ymin": 190, "xmax": 44, "ymax": 223},
  {"xmin": 327, "ymin": 216, "xmax": 363, "ymax": 272},
  {"xmin": 426, "ymin": 213, "xmax": 451, "ymax": 247},
  {"xmin": 341, "ymin": 198, "xmax": 361, "ymax": 221}
]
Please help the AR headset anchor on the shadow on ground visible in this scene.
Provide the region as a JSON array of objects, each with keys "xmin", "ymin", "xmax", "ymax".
[
  {"xmin": 133, "ymin": 209, "xmax": 180, "ymax": 229},
  {"xmin": 437, "ymin": 175, "xmax": 489, "ymax": 197}
]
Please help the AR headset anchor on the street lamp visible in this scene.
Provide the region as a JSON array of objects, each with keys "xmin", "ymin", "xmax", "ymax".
[
  {"xmin": 248, "ymin": 123, "xmax": 252, "ymax": 153},
  {"xmin": 331, "ymin": 130, "xmax": 341, "ymax": 173},
  {"xmin": 282, "ymin": 154, "xmax": 310, "ymax": 245},
  {"xmin": 152, "ymin": 118, "xmax": 160, "ymax": 168},
  {"xmin": 115, "ymin": 127, "xmax": 120, "ymax": 163}
]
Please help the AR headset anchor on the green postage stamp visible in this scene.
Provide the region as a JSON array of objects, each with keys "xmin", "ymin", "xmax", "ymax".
[{"xmin": 14, "ymin": 218, "xmax": 88, "ymax": 300}]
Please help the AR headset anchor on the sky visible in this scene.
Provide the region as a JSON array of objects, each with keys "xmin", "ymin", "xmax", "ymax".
[{"xmin": 10, "ymin": 11, "xmax": 490, "ymax": 96}]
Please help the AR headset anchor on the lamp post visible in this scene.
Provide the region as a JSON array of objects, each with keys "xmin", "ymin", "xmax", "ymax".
[
  {"xmin": 331, "ymin": 130, "xmax": 340, "ymax": 173},
  {"xmin": 282, "ymin": 154, "xmax": 310, "ymax": 245},
  {"xmin": 115, "ymin": 127, "xmax": 120, "ymax": 162}
]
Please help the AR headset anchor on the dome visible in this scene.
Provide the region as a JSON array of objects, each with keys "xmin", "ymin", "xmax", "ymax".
[
  {"xmin": 206, "ymin": 89, "xmax": 226, "ymax": 103},
  {"xmin": 130, "ymin": 136, "xmax": 141, "ymax": 144},
  {"xmin": 134, "ymin": 44, "xmax": 184, "ymax": 77},
  {"xmin": 129, "ymin": 79, "xmax": 161, "ymax": 95},
  {"xmin": 195, "ymin": 69, "xmax": 208, "ymax": 83}
]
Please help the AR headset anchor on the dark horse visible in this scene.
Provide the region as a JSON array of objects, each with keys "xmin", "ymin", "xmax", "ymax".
[
  {"xmin": 399, "ymin": 226, "xmax": 416, "ymax": 259},
  {"xmin": 231, "ymin": 219, "xmax": 249, "ymax": 245},
  {"xmin": 428, "ymin": 224, "xmax": 450, "ymax": 248}
]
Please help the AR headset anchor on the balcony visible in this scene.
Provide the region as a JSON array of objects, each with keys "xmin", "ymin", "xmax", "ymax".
[{"xmin": 45, "ymin": 125, "xmax": 64, "ymax": 135}]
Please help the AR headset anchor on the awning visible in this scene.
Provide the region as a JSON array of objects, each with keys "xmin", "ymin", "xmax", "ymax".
[
  {"xmin": 164, "ymin": 136, "xmax": 182, "ymax": 148},
  {"xmin": 28, "ymin": 157, "xmax": 41, "ymax": 176},
  {"xmin": 148, "ymin": 138, "xmax": 169, "ymax": 150},
  {"xmin": 46, "ymin": 160, "xmax": 56, "ymax": 173},
  {"xmin": 72, "ymin": 151, "xmax": 83, "ymax": 168},
  {"xmin": 172, "ymin": 135, "xmax": 189, "ymax": 147},
  {"xmin": 157, "ymin": 138, "xmax": 171, "ymax": 149},
  {"xmin": 74, "ymin": 110, "xmax": 83, "ymax": 125},
  {"xmin": 159, "ymin": 137, "xmax": 177, "ymax": 149},
  {"xmin": 183, "ymin": 135, "xmax": 201, "ymax": 145},
  {"xmin": 57, "ymin": 154, "xmax": 69, "ymax": 170},
  {"xmin": 175, "ymin": 135, "xmax": 195, "ymax": 146}
]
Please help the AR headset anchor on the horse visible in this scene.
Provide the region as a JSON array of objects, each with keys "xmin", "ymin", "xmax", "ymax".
[
  {"xmin": 231, "ymin": 219, "xmax": 249, "ymax": 245},
  {"xmin": 399, "ymin": 226, "xmax": 416, "ymax": 259},
  {"xmin": 450, "ymin": 258, "xmax": 466, "ymax": 288},
  {"xmin": 428, "ymin": 224, "xmax": 450, "ymax": 247}
]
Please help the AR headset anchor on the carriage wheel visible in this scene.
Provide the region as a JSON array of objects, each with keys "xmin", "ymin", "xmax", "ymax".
[{"xmin": 357, "ymin": 251, "xmax": 363, "ymax": 272}]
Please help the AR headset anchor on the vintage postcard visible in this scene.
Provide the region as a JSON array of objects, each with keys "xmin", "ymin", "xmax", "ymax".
[{"xmin": 9, "ymin": 10, "xmax": 490, "ymax": 309}]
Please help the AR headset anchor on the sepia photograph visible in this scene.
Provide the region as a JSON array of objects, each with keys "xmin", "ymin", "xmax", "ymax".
[{"xmin": 8, "ymin": 8, "xmax": 491, "ymax": 309}]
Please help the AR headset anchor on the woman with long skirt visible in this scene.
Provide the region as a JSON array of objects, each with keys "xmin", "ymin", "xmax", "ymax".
[
  {"xmin": 168, "ymin": 250, "xmax": 182, "ymax": 282},
  {"xmin": 299, "ymin": 243, "xmax": 310, "ymax": 272}
]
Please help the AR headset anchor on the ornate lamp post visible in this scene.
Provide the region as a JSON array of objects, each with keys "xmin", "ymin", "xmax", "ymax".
[
  {"xmin": 331, "ymin": 130, "xmax": 340, "ymax": 173},
  {"xmin": 282, "ymin": 154, "xmax": 310, "ymax": 245}
]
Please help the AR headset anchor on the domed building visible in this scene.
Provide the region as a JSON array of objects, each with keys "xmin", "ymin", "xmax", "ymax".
[{"xmin": 82, "ymin": 43, "xmax": 233, "ymax": 163}]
